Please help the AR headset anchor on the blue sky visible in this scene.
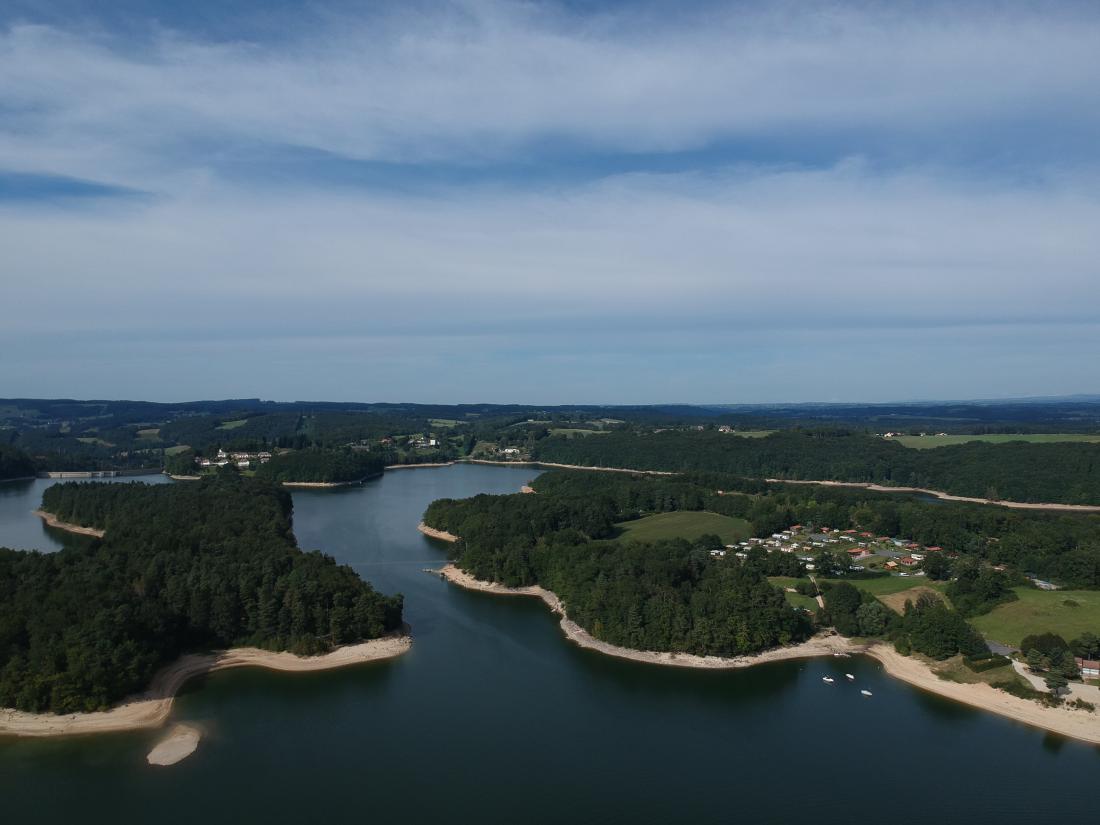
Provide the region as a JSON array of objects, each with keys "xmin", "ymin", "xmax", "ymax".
[{"xmin": 1, "ymin": 0, "xmax": 1098, "ymax": 404}]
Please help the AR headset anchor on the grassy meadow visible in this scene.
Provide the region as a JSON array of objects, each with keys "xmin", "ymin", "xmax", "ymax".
[
  {"xmin": 616, "ymin": 511, "xmax": 752, "ymax": 545},
  {"xmin": 970, "ymin": 588, "xmax": 1100, "ymax": 647}
]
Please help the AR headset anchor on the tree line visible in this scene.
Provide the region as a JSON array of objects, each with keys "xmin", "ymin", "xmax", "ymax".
[{"xmin": 529, "ymin": 428, "xmax": 1100, "ymax": 506}]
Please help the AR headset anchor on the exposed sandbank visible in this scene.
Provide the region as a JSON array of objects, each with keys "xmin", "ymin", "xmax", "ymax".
[
  {"xmin": 418, "ymin": 522, "xmax": 459, "ymax": 542},
  {"xmin": 33, "ymin": 509, "xmax": 105, "ymax": 538},
  {"xmin": 0, "ymin": 634, "xmax": 411, "ymax": 738},
  {"xmin": 147, "ymin": 724, "xmax": 201, "ymax": 766},
  {"xmin": 435, "ymin": 562, "xmax": 1100, "ymax": 745},
  {"xmin": 520, "ymin": 485, "xmax": 536, "ymax": 494}
]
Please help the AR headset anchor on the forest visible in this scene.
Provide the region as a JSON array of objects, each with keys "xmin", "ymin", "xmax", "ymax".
[
  {"xmin": 0, "ymin": 444, "xmax": 36, "ymax": 481},
  {"xmin": 253, "ymin": 449, "xmax": 385, "ymax": 484},
  {"xmin": 0, "ymin": 475, "xmax": 403, "ymax": 714},
  {"xmin": 530, "ymin": 429, "xmax": 1100, "ymax": 505},
  {"xmin": 423, "ymin": 481, "xmax": 812, "ymax": 657}
]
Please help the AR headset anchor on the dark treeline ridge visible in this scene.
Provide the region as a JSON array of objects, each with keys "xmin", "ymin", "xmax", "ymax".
[
  {"xmin": 253, "ymin": 449, "xmax": 385, "ymax": 484},
  {"xmin": 530, "ymin": 429, "xmax": 1100, "ymax": 505},
  {"xmin": 423, "ymin": 480, "xmax": 811, "ymax": 658},
  {"xmin": 0, "ymin": 444, "xmax": 36, "ymax": 481},
  {"xmin": 529, "ymin": 470, "xmax": 1100, "ymax": 588},
  {"xmin": 0, "ymin": 476, "xmax": 403, "ymax": 714}
]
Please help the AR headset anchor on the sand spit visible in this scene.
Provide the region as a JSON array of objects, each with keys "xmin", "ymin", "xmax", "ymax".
[
  {"xmin": 33, "ymin": 510, "xmax": 105, "ymax": 538},
  {"xmin": 0, "ymin": 634, "xmax": 411, "ymax": 738},
  {"xmin": 418, "ymin": 522, "xmax": 459, "ymax": 542},
  {"xmin": 436, "ymin": 562, "xmax": 1100, "ymax": 745},
  {"xmin": 147, "ymin": 724, "xmax": 201, "ymax": 766},
  {"xmin": 765, "ymin": 479, "xmax": 1100, "ymax": 512}
]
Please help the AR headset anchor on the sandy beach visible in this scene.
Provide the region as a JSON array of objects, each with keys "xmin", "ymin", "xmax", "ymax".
[
  {"xmin": 33, "ymin": 509, "xmax": 105, "ymax": 538},
  {"xmin": 418, "ymin": 522, "xmax": 460, "ymax": 542},
  {"xmin": 0, "ymin": 634, "xmax": 411, "ymax": 738},
  {"xmin": 436, "ymin": 562, "xmax": 1100, "ymax": 745}
]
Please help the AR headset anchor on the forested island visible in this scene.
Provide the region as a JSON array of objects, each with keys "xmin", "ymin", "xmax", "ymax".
[
  {"xmin": 0, "ymin": 475, "xmax": 403, "ymax": 714},
  {"xmin": 529, "ymin": 429, "xmax": 1100, "ymax": 505}
]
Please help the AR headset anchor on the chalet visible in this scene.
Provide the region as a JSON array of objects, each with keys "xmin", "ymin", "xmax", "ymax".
[
  {"xmin": 885, "ymin": 560, "xmax": 898, "ymax": 569},
  {"xmin": 1075, "ymin": 658, "xmax": 1100, "ymax": 679},
  {"xmin": 926, "ymin": 546, "xmax": 943, "ymax": 553},
  {"xmin": 846, "ymin": 548, "xmax": 867, "ymax": 559},
  {"xmin": 898, "ymin": 557, "xmax": 918, "ymax": 567}
]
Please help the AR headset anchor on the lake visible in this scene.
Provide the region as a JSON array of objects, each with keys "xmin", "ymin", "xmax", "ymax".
[{"xmin": 1, "ymin": 465, "xmax": 1098, "ymax": 824}]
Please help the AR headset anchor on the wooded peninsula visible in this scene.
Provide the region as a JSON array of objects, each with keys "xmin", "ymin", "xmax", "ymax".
[{"xmin": 0, "ymin": 475, "xmax": 403, "ymax": 714}]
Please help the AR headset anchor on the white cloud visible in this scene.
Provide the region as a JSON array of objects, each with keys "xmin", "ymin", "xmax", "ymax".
[{"xmin": 1, "ymin": 1, "xmax": 1099, "ymax": 184}]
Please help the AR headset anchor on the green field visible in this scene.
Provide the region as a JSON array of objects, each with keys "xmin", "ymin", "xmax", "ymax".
[
  {"xmin": 136, "ymin": 428, "xmax": 161, "ymax": 440},
  {"xmin": 766, "ymin": 577, "xmax": 818, "ymax": 611},
  {"xmin": 821, "ymin": 576, "xmax": 946, "ymax": 597},
  {"xmin": 727, "ymin": 430, "xmax": 774, "ymax": 438},
  {"xmin": 164, "ymin": 445, "xmax": 192, "ymax": 456},
  {"xmin": 971, "ymin": 588, "xmax": 1100, "ymax": 647},
  {"xmin": 549, "ymin": 428, "xmax": 609, "ymax": 438},
  {"xmin": 892, "ymin": 433, "xmax": 1100, "ymax": 449},
  {"xmin": 616, "ymin": 511, "xmax": 752, "ymax": 545},
  {"xmin": 217, "ymin": 419, "xmax": 248, "ymax": 430},
  {"xmin": 429, "ymin": 419, "xmax": 460, "ymax": 427}
]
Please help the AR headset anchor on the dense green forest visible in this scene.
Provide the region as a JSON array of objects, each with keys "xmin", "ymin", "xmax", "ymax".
[
  {"xmin": 423, "ymin": 481, "xmax": 812, "ymax": 657},
  {"xmin": 0, "ymin": 444, "xmax": 36, "ymax": 480},
  {"xmin": 530, "ymin": 429, "xmax": 1100, "ymax": 505},
  {"xmin": 254, "ymin": 449, "xmax": 385, "ymax": 484},
  {"xmin": 0, "ymin": 476, "xmax": 403, "ymax": 714}
]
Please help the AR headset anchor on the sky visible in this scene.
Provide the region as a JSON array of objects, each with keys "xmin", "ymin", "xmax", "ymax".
[{"xmin": 1, "ymin": 0, "xmax": 1098, "ymax": 404}]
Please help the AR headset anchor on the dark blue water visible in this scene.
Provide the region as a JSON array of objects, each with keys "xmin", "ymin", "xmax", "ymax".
[{"xmin": 1, "ymin": 466, "xmax": 1097, "ymax": 825}]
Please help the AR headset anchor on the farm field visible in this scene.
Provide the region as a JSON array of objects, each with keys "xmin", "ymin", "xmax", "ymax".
[
  {"xmin": 549, "ymin": 428, "xmax": 610, "ymax": 437},
  {"xmin": 216, "ymin": 419, "xmax": 248, "ymax": 430},
  {"xmin": 891, "ymin": 433, "xmax": 1100, "ymax": 449},
  {"xmin": 970, "ymin": 588, "xmax": 1100, "ymax": 647},
  {"xmin": 616, "ymin": 511, "xmax": 752, "ymax": 545}
]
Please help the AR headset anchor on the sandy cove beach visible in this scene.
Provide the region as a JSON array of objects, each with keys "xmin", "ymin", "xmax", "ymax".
[
  {"xmin": 33, "ymin": 509, "xmax": 105, "ymax": 538},
  {"xmin": 0, "ymin": 634, "xmax": 411, "ymax": 738},
  {"xmin": 765, "ymin": 479, "xmax": 1100, "ymax": 512},
  {"xmin": 436, "ymin": 562, "xmax": 1100, "ymax": 745}
]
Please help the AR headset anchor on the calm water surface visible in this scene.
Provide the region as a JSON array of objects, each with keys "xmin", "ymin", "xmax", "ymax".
[{"xmin": 1, "ymin": 466, "xmax": 1097, "ymax": 825}]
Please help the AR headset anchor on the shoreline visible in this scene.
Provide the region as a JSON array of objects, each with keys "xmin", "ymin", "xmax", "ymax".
[
  {"xmin": 417, "ymin": 522, "xmax": 460, "ymax": 542},
  {"xmin": 435, "ymin": 562, "xmax": 1100, "ymax": 745},
  {"xmin": 385, "ymin": 462, "xmax": 457, "ymax": 470},
  {"xmin": 280, "ymin": 473, "xmax": 380, "ymax": 488},
  {"xmin": 764, "ymin": 478, "xmax": 1100, "ymax": 512},
  {"xmin": 33, "ymin": 509, "xmax": 106, "ymax": 538},
  {"xmin": 0, "ymin": 633, "xmax": 411, "ymax": 738}
]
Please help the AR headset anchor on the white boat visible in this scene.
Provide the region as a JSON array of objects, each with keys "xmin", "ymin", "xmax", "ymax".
[
  {"xmin": 822, "ymin": 677, "xmax": 835, "ymax": 684},
  {"xmin": 861, "ymin": 690, "xmax": 873, "ymax": 696},
  {"xmin": 845, "ymin": 673, "xmax": 855, "ymax": 680}
]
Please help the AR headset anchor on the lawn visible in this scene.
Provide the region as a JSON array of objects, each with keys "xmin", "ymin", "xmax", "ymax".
[
  {"xmin": 971, "ymin": 588, "xmax": 1100, "ymax": 647},
  {"xmin": 615, "ymin": 511, "xmax": 752, "ymax": 545},
  {"xmin": 767, "ymin": 577, "xmax": 818, "ymax": 611},
  {"xmin": 892, "ymin": 433, "xmax": 1100, "ymax": 449}
]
